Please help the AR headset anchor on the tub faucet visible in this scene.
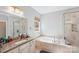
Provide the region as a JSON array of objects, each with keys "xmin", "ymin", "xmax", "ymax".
[{"xmin": 52, "ymin": 36, "xmax": 55, "ymax": 43}]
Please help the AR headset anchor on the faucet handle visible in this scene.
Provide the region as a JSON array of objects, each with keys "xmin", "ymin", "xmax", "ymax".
[{"xmin": 64, "ymin": 37, "xmax": 66, "ymax": 39}]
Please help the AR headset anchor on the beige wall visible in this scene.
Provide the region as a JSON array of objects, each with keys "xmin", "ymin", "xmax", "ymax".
[{"xmin": 0, "ymin": 22, "xmax": 6, "ymax": 37}]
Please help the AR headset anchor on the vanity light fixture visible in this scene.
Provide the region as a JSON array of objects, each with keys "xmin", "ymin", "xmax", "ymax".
[
  {"xmin": 8, "ymin": 6, "xmax": 24, "ymax": 15},
  {"xmin": 8, "ymin": 6, "xmax": 14, "ymax": 12}
]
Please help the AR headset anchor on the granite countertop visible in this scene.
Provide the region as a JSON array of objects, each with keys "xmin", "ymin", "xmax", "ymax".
[
  {"xmin": 0, "ymin": 36, "xmax": 78, "ymax": 53},
  {"xmin": 0, "ymin": 37, "xmax": 34, "ymax": 53}
]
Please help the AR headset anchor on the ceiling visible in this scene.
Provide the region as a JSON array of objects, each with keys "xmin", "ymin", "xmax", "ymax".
[{"xmin": 31, "ymin": 6, "xmax": 77, "ymax": 14}]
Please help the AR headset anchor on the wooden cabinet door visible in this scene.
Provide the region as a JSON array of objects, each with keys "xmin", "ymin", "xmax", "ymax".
[
  {"xmin": 29, "ymin": 40, "xmax": 36, "ymax": 53},
  {"xmin": 19, "ymin": 42, "xmax": 30, "ymax": 53}
]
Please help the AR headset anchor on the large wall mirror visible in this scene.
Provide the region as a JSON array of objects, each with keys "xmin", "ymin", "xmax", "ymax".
[{"xmin": 13, "ymin": 18, "xmax": 27, "ymax": 38}]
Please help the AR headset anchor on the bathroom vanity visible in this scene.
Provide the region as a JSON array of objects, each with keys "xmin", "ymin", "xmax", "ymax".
[{"xmin": 0, "ymin": 37, "xmax": 36, "ymax": 53}]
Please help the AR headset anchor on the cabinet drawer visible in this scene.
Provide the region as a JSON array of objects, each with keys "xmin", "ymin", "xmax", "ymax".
[
  {"xmin": 20, "ymin": 43, "xmax": 30, "ymax": 50},
  {"xmin": 20, "ymin": 48, "xmax": 29, "ymax": 53},
  {"xmin": 7, "ymin": 48, "xmax": 19, "ymax": 53}
]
